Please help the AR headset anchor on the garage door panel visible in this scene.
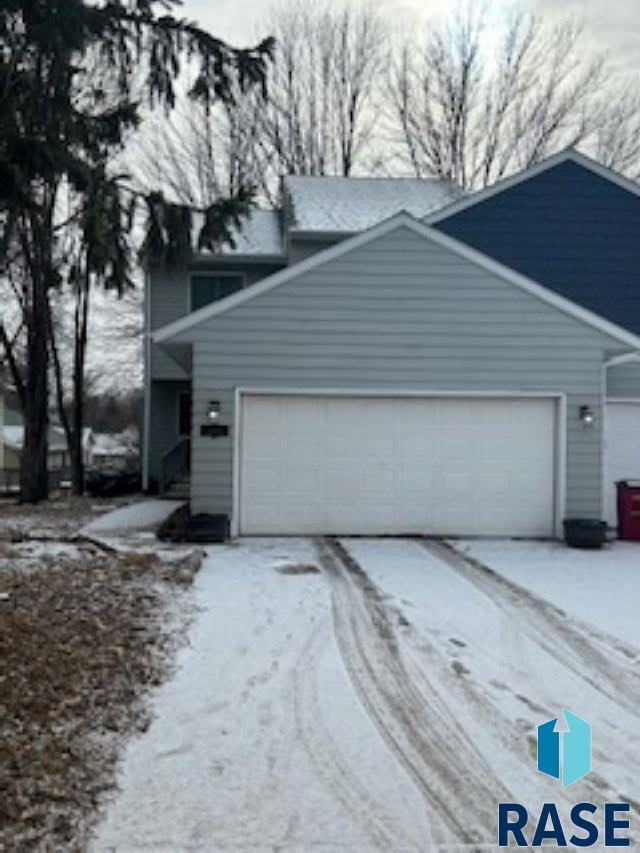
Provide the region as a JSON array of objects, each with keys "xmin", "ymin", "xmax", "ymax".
[
  {"xmin": 605, "ymin": 402, "xmax": 640, "ymax": 527},
  {"xmin": 240, "ymin": 394, "xmax": 556, "ymax": 536},
  {"xmin": 286, "ymin": 432, "xmax": 324, "ymax": 459},
  {"xmin": 242, "ymin": 462, "xmax": 282, "ymax": 496},
  {"xmin": 397, "ymin": 467, "xmax": 435, "ymax": 492}
]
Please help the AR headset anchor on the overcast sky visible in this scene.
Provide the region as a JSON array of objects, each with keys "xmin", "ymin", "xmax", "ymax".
[{"xmin": 182, "ymin": 0, "xmax": 639, "ymax": 75}]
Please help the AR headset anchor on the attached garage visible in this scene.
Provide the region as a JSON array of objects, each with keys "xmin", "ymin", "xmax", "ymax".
[
  {"xmin": 605, "ymin": 401, "xmax": 640, "ymax": 526},
  {"xmin": 238, "ymin": 392, "xmax": 560, "ymax": 537},
  {"xmin": 154, "ymin": 214, "xmax": 640, "ymax": 539}
]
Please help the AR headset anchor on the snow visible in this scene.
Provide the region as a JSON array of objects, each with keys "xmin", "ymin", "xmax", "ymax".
[
  {"xmin": 192, "ymin": 208, "xmax": 284, "ymax": 257},
  {"xmin": 91, "ymin": 536, "xmax": 640, "ymax": 850},
  {"xmin": 92, "ymin": 539, "xmax": 430, "ymax": 852},
  {"xmin": 284, "ymin": 175, "xmax": 460, "ymax": 233},
  {"xmin": 80, "ymin": 500, "xmax": 181, "ymax": 536},
  {"xmin": 2, "ymin": 425, "xmax": 24, "ymax": 451},
  {"xmin": 2, "ymin": 424, "xmax": 69, "ymax": 452},
  {"xmin": 16, "ymin": 541, "xmax": 85, "ymax": 559},
  {"xmin": 458, "ymin": 538, "xmax": 640, "ymax": 647},
  {"xmin": 342, "ymin": 538, "xmax": 640, "ymax": 835},
  {"xmin": 91, "ymin": 431, "xmax": 137, "ymax": 460},
  {"xmin": 191, "ymin": 179, "xmax": 461, "ymax": 255}
]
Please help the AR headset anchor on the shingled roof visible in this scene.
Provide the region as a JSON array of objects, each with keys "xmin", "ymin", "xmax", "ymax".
[{"xmin": 283, "ymin": 175, "xmax": 460, "ymax": 234}]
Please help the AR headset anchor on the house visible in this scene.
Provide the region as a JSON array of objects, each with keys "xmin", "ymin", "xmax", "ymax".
[
  {"xmin": 1, "ymin": 403, "xmax": 24, "ymax": 491},
  {"xmin": 1, "ymin": 422, "xmax": 68, "ymax": 491},
  {"xmin": 145, "ymin": 155, "xmax": 640, "ymax": 537},
  {"xmin": 144, "ymin": 177, "xmax": 459, "ymax": 499},
  {"xmin": 0, "ymin": 415, "xmax": 95, "ymax": 490}
]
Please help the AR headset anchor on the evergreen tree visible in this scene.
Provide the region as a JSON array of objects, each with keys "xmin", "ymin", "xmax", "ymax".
[{"xmin": 0, "ymin": 0, "xmax": 272, "ymax": 500}]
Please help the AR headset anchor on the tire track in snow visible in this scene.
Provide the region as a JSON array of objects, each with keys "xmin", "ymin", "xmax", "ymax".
[
  {"xmin": 293, "ymin": 618, "xmax": 417, "ymax": 852},
  {"xmin": 387, "ymin": 544, "xmax": 630, "ymax": 817},
  {"xmin": 423, "ymin": 539, "xmax": 640, "ymax": 718},
  {"xmin": 328, "ymin": 536, "xmax": 638, "ymax": 838},
  {"xmin": 315, "ymin": 537, "xmax": 513, "ymax": 847},
  {"xmin": 414, "ymin": 539, "xmax": 640, "ymax": 818}
]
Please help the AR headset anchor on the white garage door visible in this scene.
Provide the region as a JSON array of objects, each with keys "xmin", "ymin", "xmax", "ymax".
[
  {"xmin": 605, "ymin": 402, "xmax": 640, "ymax": 527},
  {"xmin": 239, "ymin": 394, "xmax": 557, "ymax": 536}
]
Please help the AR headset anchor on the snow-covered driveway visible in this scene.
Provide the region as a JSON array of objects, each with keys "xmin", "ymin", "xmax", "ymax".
[{"xmin": 93, "ymin": 537, "xmax": 640, "ymax": 851}]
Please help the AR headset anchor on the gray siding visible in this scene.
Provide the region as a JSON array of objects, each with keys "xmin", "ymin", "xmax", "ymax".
[
  {"xmin": 179, "ymin": 225, "xmax": 628, "ymax": 524},
  {"xmin": 148, "ymin": 262, "xmax": 284, "ymax": 380},
  {"xmin": 288, "ymin": 235, "xmax": 346, "ymax": 265},
  {"xmin": 146, "ymin": 259, "xmax": 284, "ymax": 484},
  {"xmin": 149, "ymin": 267, "xmax": 190, "ymax": 380},
  {"xmin": 607, "ymin": 361, "xmax": 640, "ymax": 399}
]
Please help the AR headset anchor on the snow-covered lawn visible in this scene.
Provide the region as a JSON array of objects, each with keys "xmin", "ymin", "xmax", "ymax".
[
  {"xmin": 0, "ymin": 498, "xmax": 201, "ymax": 850},
  {"xmin": 0, "ymin": 494, "xmax": 140, "ymax": 538},
  {"xmin": 92, "ymin": 537, "xmax": 640, "ymax": 851}
]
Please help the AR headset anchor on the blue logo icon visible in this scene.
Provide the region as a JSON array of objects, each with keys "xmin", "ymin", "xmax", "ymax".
[{"xmin": 537, "ymin": 709, "xmax": 591, "ymax": 787}]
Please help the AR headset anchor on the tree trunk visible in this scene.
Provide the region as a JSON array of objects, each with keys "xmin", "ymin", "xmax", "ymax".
[
  {"xmin": 48, "ymin": 267, "xmax": 90, "ymax": 496},
  {"xmin": 70, "ymin": 271, "xmax": 90, "ymax": 495},
  {"xmin": 70, "ymin": 349, "xmax": 85, "ymax": 496},
  {"xmin": 19, "ymin": 204, "xmax": 55, "ymax": 504},
  {"xmin": 20, "ymin": 274, "xmax": 49, "ymax": 502},
  {"xmin": 49, "ymin": 307, "xmax": 72, "ymax": 495},
  {"xmin": 69, "ymin": 425, "xmax": 84, "ymax": 495}
]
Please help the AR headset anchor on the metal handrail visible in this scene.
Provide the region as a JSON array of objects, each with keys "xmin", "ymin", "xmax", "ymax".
[{"xmin": 159, "ymin": 437, "xmax": 191, "ymax": 494}]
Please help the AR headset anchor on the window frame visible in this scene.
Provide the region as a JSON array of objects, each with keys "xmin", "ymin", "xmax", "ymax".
[{"xmin": 189, "ymin": 271, "xmax": 246, "ymax": 313}]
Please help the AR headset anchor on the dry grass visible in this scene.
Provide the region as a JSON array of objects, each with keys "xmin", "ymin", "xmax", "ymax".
[
  {"xmin": 0, "ymin": 494, "xmax": 138, "ymax": 539},
  {"xmin": 0, "ymin": 541, "xmax": 201, "ymax": 850}
]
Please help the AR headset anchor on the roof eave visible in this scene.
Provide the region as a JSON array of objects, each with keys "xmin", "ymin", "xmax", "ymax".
[
  {"xmin": 426, "ymin": 148, "xmax": 640, "ymax": 225},
  {"xmin": 190, "ymin": 252, "xmax": 287, "ymax": 266},
  {"xmin": 289, "ymin": 228, "xmax": 355, "ymax": 241},
  {"xmin": 152, "ymin": 209, "xmax": 640, "ymax": 353}
]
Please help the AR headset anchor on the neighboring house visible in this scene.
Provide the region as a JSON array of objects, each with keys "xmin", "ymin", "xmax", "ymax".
[
  {"xmin": 2, "ymin": 423, "xmax": 70, "ymax": 471},
  {"xmin": 0, "ymin": 417, "xmax": 95, "ymax": 489},
  {"xmin": 0, "ymin": 404, "xmax": 22, "ymax": 490},
  {"xmin": 146, "ymin": 155, "xmax": 640, "ymax": 537}
]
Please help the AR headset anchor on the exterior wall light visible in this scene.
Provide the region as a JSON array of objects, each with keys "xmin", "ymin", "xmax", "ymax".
[
  {"xmin": 207, "ymin": 400, "xmax": 221, "ymax": 423},
  {"xmin": 579, "ymin": 405, "xmax": 595, "ymax": 427},
  {"xmin": 201, "ymin": 399, "xmax": 228, "ymax": 438}
]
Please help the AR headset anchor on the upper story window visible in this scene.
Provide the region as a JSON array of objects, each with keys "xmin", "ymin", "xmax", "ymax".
[{"xmin": 190, "ymin": 273, "xmax": 245, "ymax": 311}]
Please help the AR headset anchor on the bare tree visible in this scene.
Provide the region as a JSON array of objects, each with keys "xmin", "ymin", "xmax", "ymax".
[
  {"xmin": 139, "ymin": 1, "xmax": 388, "ymax": 206},
  {"xmin": 595, "ymin": 87, "xmax": 640, "ymax": 181},
  {"xmin": 388, "ymin": 5, "xmax": 613, "ymax": 190},
  {"xmin": 135, "ymin": 83, "xmax": 275, "ymax": 207},
  {"xmin": 261, "ymin": 1, "xmax": 387, "ymax": 179}
]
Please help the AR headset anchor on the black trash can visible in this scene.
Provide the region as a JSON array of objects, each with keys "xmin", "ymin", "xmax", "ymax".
[{"xmin": 563, "ymin": 518, "xmax": 607, "ymax": 549}]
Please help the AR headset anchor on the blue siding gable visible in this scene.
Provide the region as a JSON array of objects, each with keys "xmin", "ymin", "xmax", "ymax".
[{"xmin": 435, "ymin": 160, "xmax": 640, "ymax": 335}]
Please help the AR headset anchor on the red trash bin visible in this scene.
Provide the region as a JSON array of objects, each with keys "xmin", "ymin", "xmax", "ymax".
[{"xmin": 617, "ymin": 481, "xmax": 640, "ymax": 540}]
